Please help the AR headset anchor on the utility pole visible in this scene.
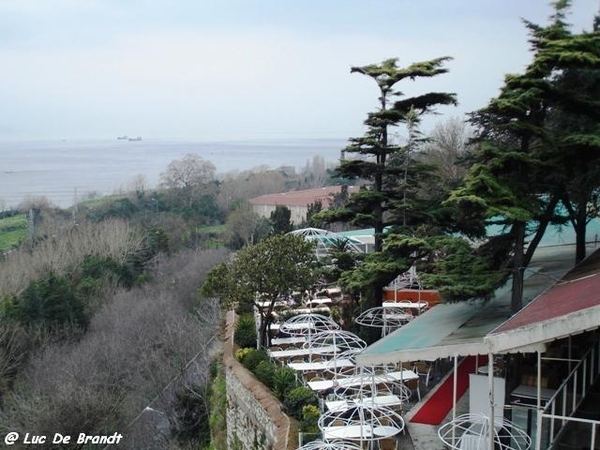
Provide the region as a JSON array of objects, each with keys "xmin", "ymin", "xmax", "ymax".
[{"xmin": 28, "ymin": 208, "xmax": 35, "ymax": 248}]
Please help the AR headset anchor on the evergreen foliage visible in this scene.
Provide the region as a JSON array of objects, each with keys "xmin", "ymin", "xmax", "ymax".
[
  {"xmin": 239, "ymin": 348, "xmax": 269, "ymax": 372},
  {"xmin": 254, "ymin": 360, "xmax": 276, "ymax": 388},
  {"xmin": 283, "ymin": 386, "xmax": 318, "ymax": 420},
  {"xmin": 272, "ymin": 366, "xmax": 297, "ymax": 399},
  {"xmin": 234, "ymin": 314, "xmax": 258, "ymax": 349},
  {"xmin": 446, "ymin": 1, "xmax": 600, "ymax": 310},
  {"xmin": 4, "ymin": 272, "xmax": 87, "ymax": 331},
  {"xmin": 202, "ymin": 233, "xmax": 318, "ymax": 347},
  {"xmin": 270, "ymin": 205, "xmax": 293, "ymax": 234},
  {"xmin": 315, "ymin": 57, "xmax": 456, "ymax": 307}
]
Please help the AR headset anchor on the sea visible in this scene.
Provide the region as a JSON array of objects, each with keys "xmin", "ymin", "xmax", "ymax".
[{"xmin": 0, "ymin": 138, "xmax": 346, "ymax": 209}]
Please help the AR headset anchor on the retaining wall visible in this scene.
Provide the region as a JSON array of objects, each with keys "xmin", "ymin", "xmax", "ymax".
[{"xmin": 223, "ymin": 310, "xmax": 297, "ymax": 450}]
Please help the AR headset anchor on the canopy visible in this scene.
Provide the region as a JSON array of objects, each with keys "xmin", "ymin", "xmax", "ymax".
[
  {"xmin": 486, "ymin": 250, "xmax": 600, "ymax": 353},
  {"xmin": 289, "ymin": 227, "xmax": 365, "ymax": 258},
  {"xmin": 357, "ymin": 245, "xmax": 594, "ymax": 366},
  {"xmin": 356, "ymin": 300, "xmax": 492, "ymax": 365}
]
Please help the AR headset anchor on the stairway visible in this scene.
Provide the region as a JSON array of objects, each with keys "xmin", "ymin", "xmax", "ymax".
[{"xmin": 552, "ymin": 381, "xmax": 600, "ymax": 450}]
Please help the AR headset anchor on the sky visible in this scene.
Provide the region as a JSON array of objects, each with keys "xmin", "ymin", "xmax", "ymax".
[{"xmin": 0, "ymin": 0, "xmax": 598, "ymax": 142}]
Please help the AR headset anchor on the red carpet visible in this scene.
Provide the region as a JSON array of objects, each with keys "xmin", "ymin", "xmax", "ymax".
[{"xmin": 410, "ymin": 355, "xmax": 487, "ymax": 425}]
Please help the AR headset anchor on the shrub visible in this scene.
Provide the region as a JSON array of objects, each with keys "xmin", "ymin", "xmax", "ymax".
[
  {"xmin": 272, "ymin": 366, "xmax": 297, "ymax": 399},
  {"xmin": 234, "ymin": 314, "xmax": 257, "ymax": 348},
  {"xmin": 7, "ymin": 272, "xmax": 87, "ymax": 331},
  {"xmin": 87, "ymin": 197, "xmax": 139, "ymax": 221},
  {"xmin": 300, "ymin": 404, "xmax": 320, "ymax": 433},
  {"xmin": 234, "ymin": 347, "xmax": 253, "ymax": 363},
  {"xmin": 235, "ymin": 301, "xmax": 254, "ymax": 315},
  {"xmin": 283, "ymin": 386, "xmax": 317, "ymax": 420},
  {"xmin": 240, "ymin": 348, "xmax": 269, "ymax": 372},
  {"xmin": 254, "ymin": 360, "xmax": 276, "ymax": 388}
]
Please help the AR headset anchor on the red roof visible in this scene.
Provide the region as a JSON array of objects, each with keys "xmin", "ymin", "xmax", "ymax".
[
  {"xmin": 492, "ymin": 273, "xmax": 600, "ymax": 334},
  {"xmin": 248, "ymin": 185, "xmax": 358, "ymax": 207}
]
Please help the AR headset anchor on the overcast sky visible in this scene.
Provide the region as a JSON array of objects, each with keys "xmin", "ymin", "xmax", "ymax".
[{"xmin": 0, "ymin": 0, "xmax": 597, "ymax": 141}]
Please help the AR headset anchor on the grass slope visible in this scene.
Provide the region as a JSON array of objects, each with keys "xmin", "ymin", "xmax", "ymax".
[{"xmin": 0, "ymin": 214, "xmax": 27, "ymax": 252}]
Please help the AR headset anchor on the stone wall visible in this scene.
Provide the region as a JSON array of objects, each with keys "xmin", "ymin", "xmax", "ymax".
[{"xmin": 223, "ymin": 310, "xmax": 296, "ymax": 450}]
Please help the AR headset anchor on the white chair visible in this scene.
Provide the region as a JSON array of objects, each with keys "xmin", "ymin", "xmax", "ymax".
[{"xmin": 413, "ymin": 361, "xmax": 432, "ymax": 387}]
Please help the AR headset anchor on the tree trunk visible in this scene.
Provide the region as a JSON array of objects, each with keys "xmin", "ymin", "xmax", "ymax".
[
  {"xmin": 259, "ymin": 316, "xmax": 268, "ymax": 349},
  {"xmin": 575, "ymin": 202, "xmax": 587, "ymax": 264},
  {"xmin": 258, "ymin": 301, "xmax": 275, "ymax": 349},
  {"xmin": 523, "ymin": 194, "xmax": 560, "ymax": 267},
  {"xmin": 511, "ymin": 221, "xmax": 526, "ymax": 313}
]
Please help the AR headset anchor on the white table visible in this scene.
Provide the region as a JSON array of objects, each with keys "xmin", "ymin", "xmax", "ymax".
[
  {"xmin": 383, "ymin": 301, "xmax": 428, "ymax": 312},
  {"xmin": 269, "ymin": 345, "xmax": 339, "ymax": 359},
  {"xmin": 269, "ymin": 322, "xmax": 315, "ymax": 332},
  {"xmin": 322, "ymin": 424, "xmax": 374, "ymax": 440},
  {"xmin": 382, "ymin": 312, "xmax": 413, "ymax": 322},
  {"xmin": 373, "ymin": 425, "xmax": 402, "ymax": 438},
  {"xmin": 326, "ymin": 394, "xmax": 402, "ymax": 412},
  {"xmin": 308, "ymin": 370, "xmax": 418, "ymax": 391},
  {"xmin": 256, "ymin": 300, "xmax": 288, "ymax": 309},
  {"xmin": 274, "ymin": 306, "xmax": 331, "ymax": 316},
  {"xmin": 306, "ymin": 297, "xmax": 332, "ymax": 306},
  {"xmin": 271, "ymin": 336, "xmax": 306, "ymax": 346},
  {"xmin": 322, "ymin": 424, "xmax": 401, "ymax": 440},
  {"xmin": 477, "ymin": 365, "xmax": 501, "ymax": 375},
  {"xmin": 510, "ymin": 384, "xmax": 556, "ymax": 407},
  {"xmin": 288, "ymin": 358, "xmax": 355, "ymax": 372}
]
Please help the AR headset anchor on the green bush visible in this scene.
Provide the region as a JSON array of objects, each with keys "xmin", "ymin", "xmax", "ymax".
[
  {"xmin": 300, "ymin": 404, "xmax": 320, "ymax": 433},
  {"xmin": 254, "ymin": 360, "xmax": 276, "ymax": 388},
  {"xmin": 240, "ymin": 348, "xmax": 269, "ymax": 372},
  {"xmin": 234, "ymin": 347, "xmax": 253, "ymax": 362},
  {"xmin": 87, "ymin": 197, "xmax": 139, "ymax": 221},
  {"xmin": 6, "ymin": 272, "xmax": 87, "ymax": 331},
  {"xmin": 272, "ymin": 366, "xmax": 298, "ymax": 399},
  {"xmin": 283, "ymin": 386, "xmax": 318, "ymax": 420},
  {"xmin": 235, "ymin": 301, "xmax": 254, "ymax": 315},
  {"xmin": 234, "ymin": 314, "xmax": 257, "ymax": 348}
]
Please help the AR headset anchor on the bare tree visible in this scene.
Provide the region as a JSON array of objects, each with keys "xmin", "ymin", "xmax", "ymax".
[
  {"xmin": 225, "ymin": 202, "xmax": 269, "ymax": 246},
  {"xmin": 216, "ymin": 166, "xmax": 286, "ymax": 212},
  {"xmin": 0, "ymin": 248, "xmax": 227, "ymax": 448},
  {"xmin": 299, "ymin": 155, "xmax": 331, "ymax": 189},
  {"xmin": 160, "ymin": 154, "xmax": 216, "ymax": 209},
  {"xmin": 420, "ymin": 116, "xmax": 473, "ymax": 190},
  {"xmin": 0, "ymin": 218, "xmax": 145, "ymax": 296},
  {"xmin": 129, "ymin": 174, "xmax": 148, "ymax": 197}
]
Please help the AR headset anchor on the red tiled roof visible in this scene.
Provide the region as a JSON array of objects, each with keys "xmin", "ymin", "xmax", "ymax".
[
  {"xmin": 492, "ymin": 273, "xmax": 600, "ymax": 334},
  {"xmin": 248, "ymin": 185, "xmax": 358, "ymax": 207}
]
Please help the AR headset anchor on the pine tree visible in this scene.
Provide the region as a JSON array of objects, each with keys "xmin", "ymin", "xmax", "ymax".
[
  {"xmin": 447, "ymin": 1, "xmax": 600, "ymax": 311},
  {"xmin": 317, "ymin": 57, "xmax": 456, "ymax": 306}
]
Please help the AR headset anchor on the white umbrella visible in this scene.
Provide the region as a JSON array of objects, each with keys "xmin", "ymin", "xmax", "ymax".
[
  {"xmin": 318, "ymin": 403, "xmax": 404, "ymax": 446},
  {"xmin": 296, "ymin": 440, "xmax": 362, "ymax": 450},
  {"xmin": 355, "ymin": 306, "xmax": 412, "ymax": 336},
  {"xmin": 438, "ymin": 413, "xmax": 532, "ymax": 450}
]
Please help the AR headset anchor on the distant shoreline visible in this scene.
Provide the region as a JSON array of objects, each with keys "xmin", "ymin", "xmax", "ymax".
[{"xmin": 0, "ymin": 138, "xmax": 345, "ymax": 209}]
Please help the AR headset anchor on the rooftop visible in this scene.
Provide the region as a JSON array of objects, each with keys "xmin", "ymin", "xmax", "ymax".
[
  {"xmin": 357, "ymin": 243, "xmax": 600, "ymax": 366},
  {"xmin": 248, "ymin": 185, "xmax": 358, "ymax": 207}
]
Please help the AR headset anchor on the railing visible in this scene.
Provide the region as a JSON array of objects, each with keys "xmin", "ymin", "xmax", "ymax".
[
  {"xmin": 297, "ymin": 431, "xmax": 320, "ymax": 447},
  {"xmin": 536, "ymin": 339, "xmax": 600, "ymax": 450}
]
